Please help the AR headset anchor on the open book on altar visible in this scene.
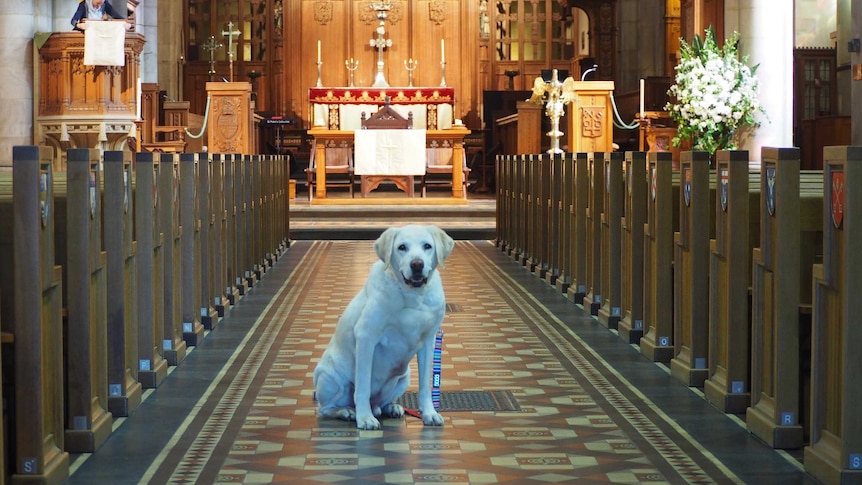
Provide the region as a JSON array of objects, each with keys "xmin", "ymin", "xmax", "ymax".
[{"xmin": 84, "ymin": 20, "xmax": 128, "ymax": 66}]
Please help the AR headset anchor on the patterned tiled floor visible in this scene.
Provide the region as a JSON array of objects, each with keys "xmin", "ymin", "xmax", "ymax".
[{"xmin": 66, "ymin": 239, "xmax": 817, "ymax": 484}]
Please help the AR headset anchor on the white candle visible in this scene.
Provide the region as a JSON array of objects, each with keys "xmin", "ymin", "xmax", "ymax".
[
  {"xmin": 317, "ymin": 40, "xmax": 321, "ymax": 63},
  {"xmin": 639, "ymin": 78, "xmax": 645, "ymax": 116},
  {"xmin": 441, "ymin": 39, "xmax": 445, "ymax": 63}
]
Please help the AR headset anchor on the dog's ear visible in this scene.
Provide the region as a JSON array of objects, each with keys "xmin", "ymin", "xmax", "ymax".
[
  {"xmin": 428, "ymin": 225, "xmax": 455, "ymax": 268},
  {"xmin": 374, "ymin": 227, "xmax": 398, "ymax": 267}
]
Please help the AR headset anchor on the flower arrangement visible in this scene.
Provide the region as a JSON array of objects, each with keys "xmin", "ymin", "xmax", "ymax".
[{"xmin": 666, "ymin": 26, "xmax": 764, "ymax": 156}]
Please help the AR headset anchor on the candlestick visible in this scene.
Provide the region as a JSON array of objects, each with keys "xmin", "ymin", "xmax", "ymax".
[
  {"xmin": 441, "ymin": 39, "xmax": 445, "ymax": 63},
  {"xmin": 345, "ymin": 57, "xmax": 359, "ymax": 87},
  {"xmin": 317, "ymin": 40, "xmax": 321, "ymax": 63},
  {"xmin": 404, "ymin": 58, "xmax": 418, "ymax": 87},
  {"xmin": 639, "ymin": 78, "xmax": 645, "ymax": 117}
]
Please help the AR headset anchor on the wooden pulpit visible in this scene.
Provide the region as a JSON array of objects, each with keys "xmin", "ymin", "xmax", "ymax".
[
  {"xmin": 206, "ymin": 82, "xmax": 253, "ymax": 154},
  {"xmin": 35, "ymin": 32, "xmax": 146, "ymax": 169},
  {"xmin": 567, "ymin": 81, "xmax": 615, "ymax": 153}
]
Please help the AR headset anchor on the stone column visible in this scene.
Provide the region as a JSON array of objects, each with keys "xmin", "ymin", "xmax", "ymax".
[
  {"xmin": 0, "ymin": 1, "xmax": 42, "ymax": 165},
  {"xmin": 727, "ymin": 0, "xmax": 794, "ymax": 162}
]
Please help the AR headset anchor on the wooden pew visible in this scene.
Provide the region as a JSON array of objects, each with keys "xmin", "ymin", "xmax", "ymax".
[
  {"xmin": 522, "ymin": 154, "xmax": 539, "ymax": 268},
  {"xmin": 804, "ymin": 146, "xmax": 862, "ymax": 484},
  {"xmin": 210, "ymin": 154, "xmax": 230, "ymax": 316},
  {"xmin": 58, "ymin": 149, "xmax": 113, "ymax": 453},
  {"xmin": 180, "ymin": 153, "xmax": 206, "ymax": 346},
  {"xmin": 11, "ymin": 145, "xmax": 70, "ymax": 482},
  {"xmin": 509, "ymin": 155, "xmax": 527, "ymax": 263},
  {"xmin": 251, "ymin": 155, "xmax": 267, "ymax": 279},
  {"xmin": 618, "ymin": 151, "xmax": 648, "ymax": 343},
  {"xmin": 598, "ymin": 152, "xmax": 624, "ymax": 329},
  {"xmin": 746, "ymin": 147, "xmax": 822, "ymax": 449},
  {"xmin": 158, "ymin": 153, "xmax": 188, "ymax": 367},
  {"xmin": 554, "ymin": 154, "xmax": 574, "ymax": 293},
  {"xmin": 639, "ymin": 152, "xmax": 676, "ymax": 362},
  {"xmin": 670, "ymin": 151, "xmax": 711, "ymax": 387},
  {"xmin": 565, "ymin": 152, "xmax": 590, "ymax": 304},
  {"xmin": 239, "ymin": 154, "xmax": 254, "ymax": 290},
  {"xmin": 529, "ymin": 155, "xmax": 551, "ymax": 278},
  {"xmin": 197, "ymin": 152, "xmax": 219, "ymax": 329},
  {"xmin": 223, "ymin": 154, "xmax": 244, "ymax": 302},
  {"xmin": 544, "ymin": 154, "xmax": 564, "ymax": 285},
  {"xmin": 583, "ymin": 152, "xmax": 606, "ymax": 315},
  {"xmin": 102, "ymin": 150, "xmax": 143, "ymax": 417},
  {"xmin": 704, "ymin": 150, "xmax": 751, "ymax": 413},
  {"xmin": 496, "ymin": 154, "xmax": 513, "ymax": 253},
  {"xmin": 134, "ymin": 152, "xmax": 169, "ymax": 389}
]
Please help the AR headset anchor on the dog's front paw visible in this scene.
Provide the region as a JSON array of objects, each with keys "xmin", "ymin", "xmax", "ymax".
[
  {"xmin": 421, "ymin": 410, "xmax": 444, "ymax": 426},
  {"xmin": 356, "ymin": 414, "xmax": 381, "ymax": 430},
  {"xmin": 381, "ymin": 403, "xmax": 404, "ymax": 419}
]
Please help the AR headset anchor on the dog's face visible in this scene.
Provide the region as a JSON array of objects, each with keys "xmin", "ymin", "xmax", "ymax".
[{"xmin": 374, "ymin": 225, "xmax": 455, "ymax": 288}]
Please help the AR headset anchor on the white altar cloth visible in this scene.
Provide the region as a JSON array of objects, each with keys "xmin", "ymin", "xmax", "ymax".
[{"xmin": 354, "ymin": 129, "xmax": 427, "ymax": 175}]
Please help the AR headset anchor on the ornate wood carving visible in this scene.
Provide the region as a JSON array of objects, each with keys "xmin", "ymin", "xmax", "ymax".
[
  {"xmin": 429, "ymin": 0, "xmax": 446, "ymax": 25},
  {"xmin": 314, "ymin": 1, "xmax": 333, "ymax": 25}
]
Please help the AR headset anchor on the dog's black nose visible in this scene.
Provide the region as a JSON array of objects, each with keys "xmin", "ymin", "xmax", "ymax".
[{"xmin": 410, "ymin": 258, "xmax": 424, "ymax": 274}]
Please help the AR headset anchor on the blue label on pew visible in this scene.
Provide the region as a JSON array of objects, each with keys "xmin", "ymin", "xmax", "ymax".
[
  {"xmin": 850, "ymin": 454, "xmax": 862, "ymax": 470},
  {"xmin": 22, "ymin": 458, "xmax": 37, "ymax": 474},
  {"xmin": 781, "ymin": 412, "xmax": 795, "ymax": 426},
  {"xmin": 695, "ymin": 357, "xmax": 706, "ymax": 369},
  {"xmin": 658, "ymin": 336, "xmax": 669, "ymax": 347},
  {"xmin": 163, "ymin": 339, "xmax": 173, "ymax": 350},
  {"xmin": 183, "ymin": 322, "xmax": 193, "ymax": 333},
  {"xmin": 634, "ymin": 320, "xmax": 643, "ymax": 329},
  {"xmin": 109, "ymin": 384, "xmax": 122, "ymax": 397},
  {"xmin": 74, "ymin": 416, "xmax": 87, "ymax": 430},
  {"xmin": 140, "ymin": 359, "xmax": 151, "ymax": 371},
  {"xmin": 731, "ymin": 381, "xmax": 744, "ymax": 394},
  {"xmin": 612, "ymin": 307, "xmax": 620, "ymax": 316}
]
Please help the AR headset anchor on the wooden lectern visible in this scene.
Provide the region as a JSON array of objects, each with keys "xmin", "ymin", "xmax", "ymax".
[
  {"xmin": 206, "ymin": 82, "xmax": 254, "ymax": 154},
  {"xmin": 567, "ymin": 81, "xmax": 615, "ymax": 153}
]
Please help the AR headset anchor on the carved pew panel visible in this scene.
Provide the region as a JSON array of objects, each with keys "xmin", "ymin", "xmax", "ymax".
[
  {"xmin": 598, "ymin": 152, "xmax": 624, "ymax": 329},
  {"xmin": 640, "ymin": 152, "xmax": 676, "ymax": 363},
  {"xmin": 566, "ymin": 153, "xmax": 590, "ymax": 304},
  {"xmin": 11, "ymin": 146, "xmax": 70, "ymax": 482},
  {"xmin": 158, "ymin": 153, "xmax": 188, "ymax": 367},
  {"xmin": 746, "ymin": 147, "xmax": 822, "ymax": 449},
  {"xmin": 197, "ymin": 153, "xmax": 220, "ymax": 329},
  {"xmin": 56, "ymin": 149, "xmax": 113, "ymax": 452},
  {"xmin": 102, "ymin": 151, "xmax": 143, "ymax": 417},
  {"xmin": 180, "ymin": 153, "xmax": 206, "ymax": 346},
  {"xmin": 554, "ymin": 154, "xmax": 574, "ymax": 293},
  {"xmin": 583, "ymin": 152, "xmax": 606, "ymax": 315},
  {"xmin": 704, "ymin": 150, "xmax": 751, "ymax": 413},
  {"xmin": 804, "ymin": 146, "xmax": 862, "ymax": 484},
  {"xmin": 670, "ymin": 151, "xmax": 711, "ymax": 387},
  {"xmin": 618, "ymin": 151, "xmax": 648, "ymax": 344},
  {"xmin": 134, "ymin": 152, "xmax": 169, "ymax": 389}
]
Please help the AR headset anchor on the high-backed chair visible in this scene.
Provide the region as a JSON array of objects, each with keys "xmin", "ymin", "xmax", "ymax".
[
  {"xmin": 306, "ymin": 140, "xmax": 354, "ymax": 199},
  {"xmin": 357, "ymin": 102, "xmax": 419, "ymax": 197},
  {"xmin": 421, "ymin": 147, "xmax": 471, "ymax": 198}
]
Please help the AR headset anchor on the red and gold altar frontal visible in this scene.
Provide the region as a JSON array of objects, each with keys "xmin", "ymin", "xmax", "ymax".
[{"xmin": 309, "ymin": 87, "xmax": 456, "ymax": 131}]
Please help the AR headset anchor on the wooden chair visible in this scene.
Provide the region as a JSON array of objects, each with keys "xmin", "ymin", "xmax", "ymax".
[
  {"xmin": 420, "ymin": 148, "xmax": 471, "ymax": 198},
  {"xmin": 358, "ymin": 101, "xmax": 417, "ymax": 197},
  {"xmin": 306, "ymin": 140, "xmax": 355, "ymax": 199}
]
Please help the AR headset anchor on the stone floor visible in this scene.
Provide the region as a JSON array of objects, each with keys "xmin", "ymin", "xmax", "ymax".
[{"xmin": 65, "ymin": 239, "xmax": 818, "ymax": 484}]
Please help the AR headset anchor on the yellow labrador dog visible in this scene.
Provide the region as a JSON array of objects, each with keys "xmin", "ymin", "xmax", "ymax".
[{"xmin": 313, "ymin": 224, "xmax": 454, "ymax": 430}]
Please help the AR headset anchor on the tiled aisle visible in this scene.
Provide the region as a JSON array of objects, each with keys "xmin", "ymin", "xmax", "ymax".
[{"xmin": 67, "ymin": 240, "xmax": 817, "ymax": 484}]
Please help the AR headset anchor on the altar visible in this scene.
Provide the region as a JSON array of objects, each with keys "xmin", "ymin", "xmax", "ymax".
[{"xmin": 307, "ymin": 126, "xmax": 470, "ymax": 203}]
